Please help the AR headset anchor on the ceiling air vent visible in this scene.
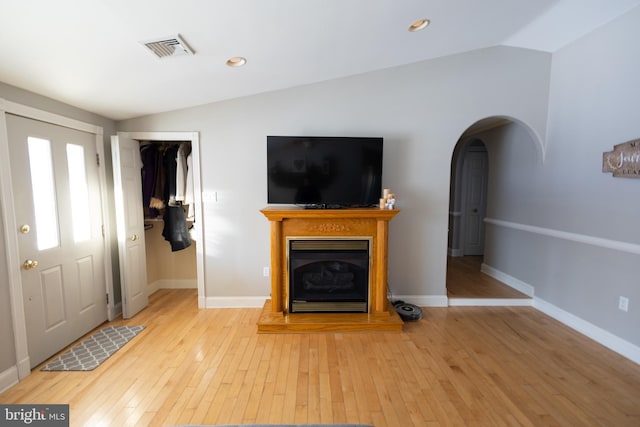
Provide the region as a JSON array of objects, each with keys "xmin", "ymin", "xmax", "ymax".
[{"xmin": 141, "ymin": 34, "xmax": 194, "ymax": 59}]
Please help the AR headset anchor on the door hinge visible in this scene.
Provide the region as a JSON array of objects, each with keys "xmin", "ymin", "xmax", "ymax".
[
  {"xmin": 96, "ymin": 153, "xmax": 100, "ymax": 166},
  {"xmin": 101, "ymin": 224, "xmax": 105, "ymax": 238},
  {"xmin": 106, "ymin": 293, "xmax": 109, "ymax": 304}
]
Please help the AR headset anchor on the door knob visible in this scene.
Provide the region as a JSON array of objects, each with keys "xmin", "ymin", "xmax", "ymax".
[
  {"xmin": 23, "ymin": 259, "xmax": 39, "ymax": 270},
  {"xmin": 130, "ymin": 234, "xmax": 138, "ymax": 241}
]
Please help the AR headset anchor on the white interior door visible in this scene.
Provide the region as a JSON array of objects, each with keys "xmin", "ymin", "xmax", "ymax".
[
  {"xmin": 111, "ymin": 134, "xmax": 148, "ymax": 318},
  {"xmin": 6, "ymin": 114, "xmax": 107, "ymax": 368},
  {"xmin": 462, "ymin": 150, "xmax": 488, "ymax": 256}
]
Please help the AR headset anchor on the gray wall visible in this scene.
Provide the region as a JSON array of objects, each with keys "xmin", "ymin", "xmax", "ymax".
[
  {"xmin": 0, "ymin": 82, "xmax": 116, "ymax": 374},
  {"xmin": 2, "ymin": 5, "xmax": 637, "ymax": 379},
  {"xmin": 483, "ymin": 6, "xmax": 640, "ymax": 346},
  {"xmin": 118, "ymin": 46, "xmax": 551, "ymax": 303}
]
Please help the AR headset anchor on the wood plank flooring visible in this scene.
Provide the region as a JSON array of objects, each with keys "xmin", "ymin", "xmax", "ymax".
[
  {"xmin": 1, "ymin": 289, "xmax": 639, "ymax": 426},
  {"xmin": 447, "ymin": 256, "xmax": 530, "ymax": 299}
]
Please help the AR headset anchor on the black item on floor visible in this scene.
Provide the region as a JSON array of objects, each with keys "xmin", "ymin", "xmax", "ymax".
[{"xmin": 393, "ymin": 300, "xmax": 423, "ymax": 321}]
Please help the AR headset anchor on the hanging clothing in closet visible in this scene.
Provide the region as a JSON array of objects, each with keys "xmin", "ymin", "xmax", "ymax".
[
  {"xmin": 141, "ymin": 144, "xmax": 155, "ymax": 217},
  {"xmin": 175, "ymin": 143, "xmax": 194, "ymax": 219},
  {"xmin": 140, "ymin": 142, "xmax": 192, "ymax": 252}
]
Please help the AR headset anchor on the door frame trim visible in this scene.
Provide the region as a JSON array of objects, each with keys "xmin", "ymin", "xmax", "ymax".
[
  {"xmin": 116, "ymin": 131, "xmax": 205, "ymax": 308},
  {"xmin": 0, "ymin": 98, "xmax": 110, "ymax": 381}
]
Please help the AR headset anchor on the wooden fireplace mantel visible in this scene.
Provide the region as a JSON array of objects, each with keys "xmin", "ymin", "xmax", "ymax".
[{"xmin": 258, "ymin": 206, "xmax": 403, "ymax": 332}]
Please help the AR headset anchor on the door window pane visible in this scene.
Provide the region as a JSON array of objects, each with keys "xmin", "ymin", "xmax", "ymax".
[
  {"xmin": 27, "ymin": 137, "xmax": 59, "ymax": 250},
  {"xmin": 66, "ymin": 144, "xmax": 91, "ymax": 242}
]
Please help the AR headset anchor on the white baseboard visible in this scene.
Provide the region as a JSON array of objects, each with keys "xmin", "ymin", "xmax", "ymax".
[
  {"xmin": 17, "ymin": 356, "xmax": 29, "ymax": 381},
  {"xmin": 534, "ymin": 297, "xmax": 640, "ymax": 365},
  {"xmin": 392, "ymin": 295, "xmax": 448, "ymax": 307},
  {"xmin": 481, "ymin": 263, "xmax": 535, "ymax": 297},
  {"xmin": 205, "ymin": 296, "xmax": 268, "ymax": 308},
  {"xmin": 447, "ymin": 262, "xmax": 534, "ymax": 306},
  {"xmin": 449, "ymin": 298, "xmax": 532, "ymax": 306},
  {"xmin": 0, "ymin": 366, "xmax": 18, "ymax": 394}
]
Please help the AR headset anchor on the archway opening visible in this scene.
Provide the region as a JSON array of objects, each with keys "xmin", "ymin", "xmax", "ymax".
[{"xmin": 446, "ymin": 116, "xmax": 541, "ymax": 302}]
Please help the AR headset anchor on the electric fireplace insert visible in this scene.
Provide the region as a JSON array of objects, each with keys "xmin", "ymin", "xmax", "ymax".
[{"xmin": 288, "ymin": 239, "xmax": 370, "ymax": 313}]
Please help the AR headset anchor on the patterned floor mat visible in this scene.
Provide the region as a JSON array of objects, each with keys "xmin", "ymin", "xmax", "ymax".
[{"xmin": 41, "ymin": 325, "xmax": 145, "ymax": 371}]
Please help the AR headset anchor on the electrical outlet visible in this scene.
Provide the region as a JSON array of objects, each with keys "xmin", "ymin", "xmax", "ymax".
[
  {"xmin": 618, "ymin": 296, "xmax": 629, "ymax": 312},
  {"xmin": 263, "ymin": 267, "xmax": 270, "ymax": 277}
]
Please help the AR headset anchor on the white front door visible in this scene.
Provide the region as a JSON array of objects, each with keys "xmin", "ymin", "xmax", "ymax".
[
  {"xmin": 6, "ymin": 114, "xmax": 107, "ymax": 368},
  {"xmin": 111, "ymin": 134, "xmax": 148, "ymax": 318}
]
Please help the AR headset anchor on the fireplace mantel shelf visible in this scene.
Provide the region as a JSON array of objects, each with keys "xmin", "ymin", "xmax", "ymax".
[
  {"xmin": 260, "ymin": 206, "xmax": 400, "ymax": 221},
  {"xmin": 258, "ymin": 206, "xmax": 403, "ymax": 332}
]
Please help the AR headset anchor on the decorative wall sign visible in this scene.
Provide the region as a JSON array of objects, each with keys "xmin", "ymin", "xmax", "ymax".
[{"xmin": 603, "ymin": 138, "xmax": 640, "ymax": 178}]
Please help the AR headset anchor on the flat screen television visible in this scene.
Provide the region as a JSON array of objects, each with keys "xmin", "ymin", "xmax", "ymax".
[{"xmin": 267, "ymin": 136, "xmax": 383, "ymax": 208}]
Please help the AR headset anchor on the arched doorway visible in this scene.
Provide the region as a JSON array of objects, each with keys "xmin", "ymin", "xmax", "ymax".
[{"xmin": 446, "ymin": 117, "xmax": 537, "ymax": 303}]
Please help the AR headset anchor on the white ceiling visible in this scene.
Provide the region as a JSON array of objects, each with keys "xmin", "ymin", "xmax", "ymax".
[{"xmin": 1, "ymin": 0, "xmax": 638, "ymax": 120}]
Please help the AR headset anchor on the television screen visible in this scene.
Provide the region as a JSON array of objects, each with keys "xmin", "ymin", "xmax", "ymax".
[{"xmin": 267, "ymin": 136, "xmax": 383, "ymax": 208}]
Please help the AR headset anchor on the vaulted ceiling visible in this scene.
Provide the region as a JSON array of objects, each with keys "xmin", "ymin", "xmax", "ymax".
[{"xmin": 1, "ymin": 0, "xmax": 638, "ymax": 120}]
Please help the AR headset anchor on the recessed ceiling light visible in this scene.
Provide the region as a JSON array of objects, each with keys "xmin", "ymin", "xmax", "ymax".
[
  {"xmin": 226, "ymin": 57, "xmax": 247, "ymax": 67},
  {"xmin": 408, "ymin": 19, "xmax": 430, "ymax": 32}
]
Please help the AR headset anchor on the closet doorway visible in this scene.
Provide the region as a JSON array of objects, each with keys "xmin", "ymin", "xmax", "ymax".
[{"xmin": 111, "ymin": 131, "xmax": 204, "ymax": 319}]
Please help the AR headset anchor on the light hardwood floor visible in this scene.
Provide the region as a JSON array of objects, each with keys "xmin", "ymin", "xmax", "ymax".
[
  {"xmin": 1, "ymin": 289, "xmax": 639, "ymax": 426},
  {"xmin": 447, "ymin": 256, "xmax": 530, "ymax": 299}
]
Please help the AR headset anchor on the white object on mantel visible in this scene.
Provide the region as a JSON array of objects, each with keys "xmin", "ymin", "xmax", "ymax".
[
  {"xmin": 380, "ymin": 188, "xmax": 396, "ymax": 209},
  {"xmin": 386, "ymin": 195, "xmax": 396, "ymax": 209}
]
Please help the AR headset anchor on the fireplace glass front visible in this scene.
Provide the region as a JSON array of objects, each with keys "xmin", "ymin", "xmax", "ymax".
[{"xmin": 288, "ymin": 239, "xmax": 370, "ymax": 313}]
